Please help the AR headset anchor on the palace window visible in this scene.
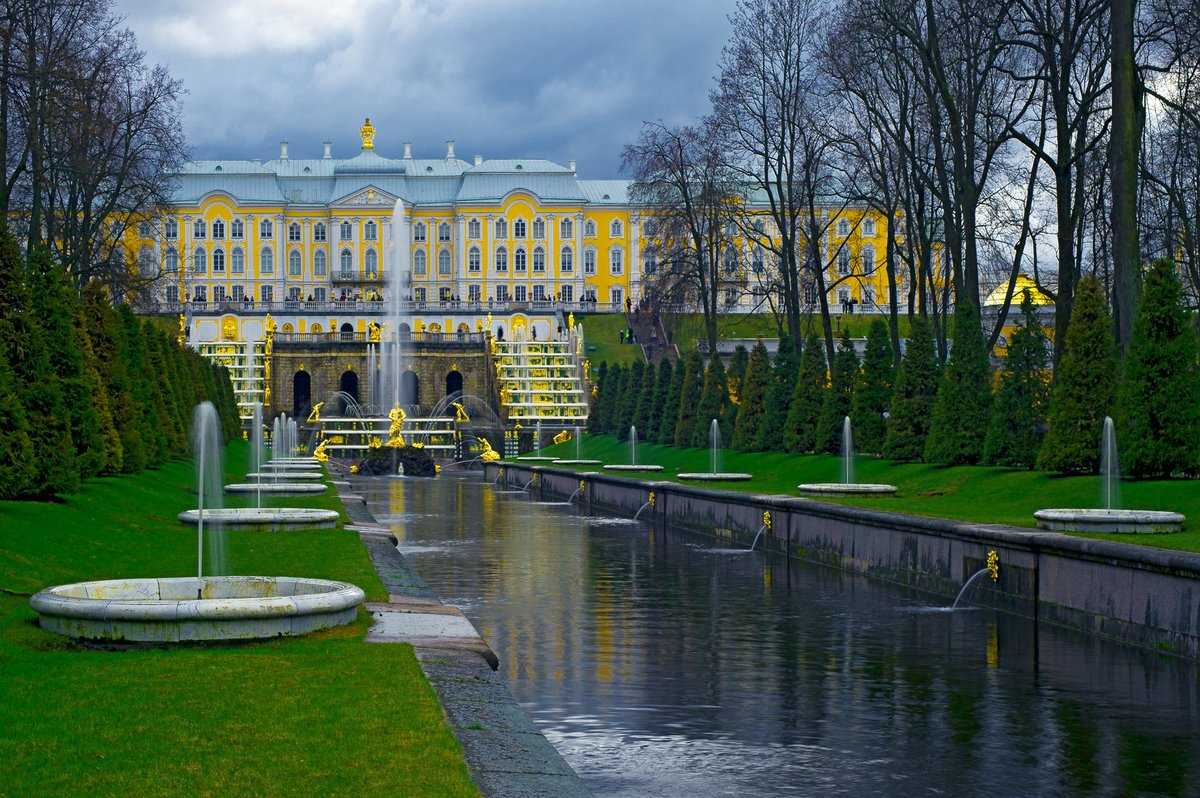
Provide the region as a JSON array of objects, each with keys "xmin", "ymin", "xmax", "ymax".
[
  {"xmin": 231, "ymin": 286, "xmax": 244, "ymax": 302},
  {"xmin": 213, "ymin": 248, "xmax": 225, "ymax": 273},
  {"xmin": 314, "ymin": 287, "xmax": 326, "ymax": 302},
  {"xmin": 288, "ymin": 222, "xmax": 300, "ymax": 242},
  {"xmin": 584, "ymin": 248, "xmax": 596, "ymax": 275},
  {"xmin": 260, "ymin": 247, "xmax": 273, "ymax": 273},
  {"xmin": 643, "ymin": 219, "xmax": 656, "ymax": 237},
  {"xmin": 560, "ymin": 246, "xmax": 573, "ymax": 272},
  {"xmin": 513, "ymin": 219, "xmax": 526, "ymax": 239},
  {"xmin": 231, "ymin": 218, "xmax": 244, "ymax": 239},
  {"xmin": 193, "ymin": 285, "xmax": 207, "ymax": 302},
  {"xmin": 365, "ymin": 220, "xmax": 377, "ymax": 241},
  {"xmin": 365, "ymin": 249, "xmax": 378, "ymax": 277},
  {"xmin": 533, "ymin": 284, "xmax": 546, "ymax": 301},
  {"xmin": 468, "ymin": 218, "xmax": 481, "ymax": 239},
  {"xmin": 560, "ymin": 218, "xmax": 573, "ymax": 239},
  {"xmin": 259, "ymin": 219, "xmax": 273, "ymax": 239},
  {"xmin": 610, "ymin": 286, "xmax": 623, "ymax": 306},
  {"xmin": 415, "ymin": 287, "xmax": 426, "ymax": 303},
  {"xmin": 414, "ymin": 222, "xmax": 427, "ymax": 242},
  {"xmin": 193, "ymin": 219, "xmax": 206, "ymax": 239},
  {"xmin": 610, "ymin": 219, "xmax": 623, "ymax": 237},
  {"xmin": 414, "ymin": 250, "xmax": 427, "ymax": 274},
  {"xmin": 495, "ymin": 218, "xmax": 508, "ymax": 238},
  {"xmin": 165, "ymin": 218, "xmax": 178, "ymax": 239},
  {"xmin": 468, "ymin": 246, "xmax": 481, "ymax": 272},
  {"xmin": 468, "ymin": 284, "xmax": 481, "ymax": 303},
  {"xmin": 515, "ymin": 285, "xmax": 527, "ymax": 302},
  {"xmin": 609, "ymin": 247, "xmax": 623, "ymax": 275},
  {"xmin": 340, "ymin": 248, "xmax": 353, "ymax": 274},
  {"xmin": 532, "ymin": 218, "xmax": 545, "ymax": 239},
  {"xmin": 838, "ymin": 287, "xmax": 851, "ymax": 305},
  {"xmin": 440, "ymin": 287, "xmax": 452, "ymax": 302},
  {"xmin": 862, "ymin": 218, "xmax": 876, "ymax": 236},
  {"xmin": 724, "ymin": 246, "xmax": 738, "ymax": 273},
  {"xmin": 643, "ymin": 251, "xmax": 656, "ymax": 274},
  {"xmin": 752, "ymin": 247, "xmax": 764, "ymax": 273},
  {"xmin": 584, "ymin": 219, "xmax": 596, "ymax": 237},
  {"xmin": 138, "ymin": 246, "xmax": 154, "ymax": 276},
  {"xmin": 193, "ymin": 246, "xmax": 206, "ymax": 273},
  {"xmin": 313, "ymin": 222, "xmax": 326, "ymax": 242},
  {"xmin": 340, "ymin": 220, "xmax": 353, "ymax": 240},
  {"xmin": 725, "ymin": 221, "xmax": 737, "ymax": 237},
  {"xmin": 496, "ymin": 284, "xmax": 509, "ymax": 302},
  {"xmin": 314, "ymin": 250, "xmax": 326, "ymax": 275},
  {"xmin": 165, "ymin": 248, "xmax": 179, "ymax": 272},
  {"xmin": 232, "ymin": 247, "xmax": 244, "ymax": 274},
  {"xmin": 861, "ymin": 245, "xmax": 874, "ymax": 274},
  {"xmin": 212, "ymin": 219, "xmax": 225, "ymax": 240},
  {"xmin": 532, "ymin": 246, "xmax": 545, "ymax": 272},
  {"xmin": 863, "ymin": 287, "xmax": 875, "ymax": 305},
  {"xmin": 495, "ymin": 246, "xmax": 508, "ymax": 272},
  {"xmin": 561, "ymin": 284, "xmax": 573, "ymax": 303},
  {"xmin": 514, "ymin": 247, "xmax": 527, "ymax": 272},
  {"xmin": 166, "ymin": 284, "xmax": 178, "ymax": 303},
  {"xmin": 438, "ymin": 249, "xmax": 451, "ymax": 275},
  {"xmin": 837, "ymin": 218, "xmax": 850, "ymax": 237},
  {"xmin": 289, "ymin": 250, "xmax": 302, "ymax": 275},
  {"xmin": 837, "ymin": 247, "xmax": 851, "ymax": 275},
  {"xmin": 261, "ymin": 285, "xmax": 273, "ymax": 302},
  {"xmin": 213, "ymin": 285, "xmax": 226, "ymax": 303},
  {"xmin": 438, "ymin": 222, "xmax": 451, "ymax": 242}
]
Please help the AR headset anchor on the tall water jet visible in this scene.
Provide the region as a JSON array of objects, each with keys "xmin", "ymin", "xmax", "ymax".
[
  {"xmin": 377, "ymin": 198, "xmax": 413, "ymax": 412},
  {"xmin": 710, "ymin": 419, "xmax": 720, "ymax": 474},
  {"xmin": 553, "ymin": 425, "xmax": 602, "ymax": 466},
  {"xmin": 1101, "ymin": 416, "xmax": 1119, "ymax": 511},
  {"xmin": 603, "ymin": 425, "xmax": 663, "ymax": 471},
  {"xmin": 677, "ymin": 419, "xmax": 751, "ymax": 481},
  {"xmin": 842, "ymin": 416, "xmax": 854, "ymax": 485},
  {"xmin": 191, "ymin": 402, "xmax": 226, "ymax": 579},
  {"xmin": 631, "ymin": 426, "xmax": 638, "ymax": 465},
  {"xmin": 251, "ymin": 402, "xmax": 263, "ymax": 508},
  {"xmin": 271, "ymin": 417, "xmax": 281, "ymax": 461},
  {"xmin": 797, "ymin": 416, "xmax": 896, "ymax": 495}
]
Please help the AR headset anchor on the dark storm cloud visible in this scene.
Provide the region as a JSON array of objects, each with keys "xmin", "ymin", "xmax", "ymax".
[{"xmin": 114, "ymin": 0, "xmax": 733, "ymax": 176}]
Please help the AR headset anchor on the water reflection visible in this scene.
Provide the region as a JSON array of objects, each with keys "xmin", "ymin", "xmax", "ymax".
[{"xmin": 361, "ymin": 476, "xmax": 1200, "ymax": 797}]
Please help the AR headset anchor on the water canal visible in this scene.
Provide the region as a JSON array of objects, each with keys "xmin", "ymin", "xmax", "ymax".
[{"xmin": 362, "ymin": 475, "xmax": 1200, "ymax": 797}]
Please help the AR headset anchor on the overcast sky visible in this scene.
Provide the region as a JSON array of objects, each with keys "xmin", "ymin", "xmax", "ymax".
[{"xmin": 114, "ymin": 0, "xmax": 733, "ymax": 177}]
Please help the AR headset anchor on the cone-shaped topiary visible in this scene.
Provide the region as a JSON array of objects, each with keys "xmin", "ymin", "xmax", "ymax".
[
  {"xmin": 726, "ymin": 345, "xmax": 749, "ymax": 430},
  {"xmin": 83, "ymin": 282, "xmax": 143, "ymax": 473},
  {"xmin": 0, "ymin": 346, "xmax": 36, "ymax": 498},
  {"xmin": 616, "ymin": 360, "xmax": 645, "ymax": 441},
  {"xmin": 646, "ymin": 359, "xmax": 673, "ymax": 442},
  {"xmin": 77, "ymin": 302, "xmax": 123, "ymax": 474},
  {"xmin": 693, "ymin": 356, "xmax": 730, "ymax": 447},
  {"xmin": 850, "ymin": 319, "xmax": 895, "ymax": 455},
  {"xmin": 605, "ymin": 364, "xmax": 626, "ymax": 435},
  {"xmin": 732, "ymin": 341, "xmax": 771, "ymax": 450},
  {"xmin": 783, "ymin": 333, "xmax": 827, "ymax": 453},
  {"xmin": 924, "ymin": 300, "xmax": 992, "ymax": 465},
  {"xmin": 758, "ymin": 335, "xmax": 798, "ymax": 451},
  {"xmin": 632, "ymin": 358, "xmax": 658, "ymax": 437},
  {"xmin": 814, "ymin": 329, "xmax": 860, "ymax": 454},
  {"xmin": 1037, "ymin": 276, "xmax": 1117, "ymax": 474},
  {"xmin": 673, "ymin": 350, "xmax": 704, "ymax": 447},
  {"xmin": 983, "ymin": 292, "xmax": 1050, "ymax": 468},
  {"xmin": 883, "ymin": 316, "xmax": 939, "ymax": 462},
  {"xmin": 657, "ymin": 359, "xmax": 684, "ymax": 445},
  {"xmin": 1117, "ymin": 259, "xmax": 1200, "ymax": 478},
  {"xmin": 587, "ymin": 362, "xmax": 608, "ymax": 434}
]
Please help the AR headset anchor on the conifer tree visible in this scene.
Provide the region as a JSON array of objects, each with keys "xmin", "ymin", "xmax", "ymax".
[
  {"xmin": 0, "ymin": 346, "xmax": 36, "ymax": 499},
  {"xmin": 883, "ymin": 316, "xmax": 939, "ymax": 462},
  {"xmin": 1038, "ymin": 276, "xmax": 1117, "ymax": 474},
  {"xmin": 632, "ymin": 358, "xmax": 658, "ymax": 437},
  {"xmin": 983, "ymin": 292, "xmax": 1050, "ymax": 468},
  {"xmin": 726, "ymin": 345, "xmax": 749, "ymax": 429},
  {"xmin": 758, "ymin": 334, "xmax": 798, "ymax": 451},
  {"xmin": 616, "ymin": 360, "xmax": 645, "ymax": 441},
  {"xmin": 925, "ymin": 300, "xmax": 992, "ymax": 465},
  {"xmin": 815, "ymin": 329, "xmax": 860, "ymax": 454},
  {"xmin": 146, "ymin": 330, "xmax": 185, "ymax": 454},
  {"xmin": 120, "ymin": 306, "xmax": 169, "ymax": 466},
  {"xmin": 643, "ymin": 359, "xmax": 672, "ymax": 441},
  {"xmin": 783, "ymin": 333, "xmax": 827, "ymax": 452},
  {"xmin": 732, "ymin": 341, "xmax": 771, "ymax": 450},
  {"xmin": 673, "ymin": 350, "xmax": 704, "ymax": 447},
  {"xmin": 78, "ymin": 309, "xmax": 123, "ymax": 474},
  {"xmin": 1117, "ymin": 259, "xmax": 1200, "ymax": 477},
  {"xmin": 610, "ymin": 364, "xmax": 630, "ymax": 435},
  {"xmin": 850, "ymin": 319, "xmax": 895, "ymax": 455},
  {"xmin": 83, "ymin": 282, "xmax": 143, "ymax": 472},
  {"xmin": 655, "ymin": 359, "xmax": 681, "ymax": 445},
  {"xmin": 693, "ymin": 356, "xmax": 730, "ymax": 447},
  {"xmin": 587, "ymin": 362, "xmax": 608, "ymax": 434}
]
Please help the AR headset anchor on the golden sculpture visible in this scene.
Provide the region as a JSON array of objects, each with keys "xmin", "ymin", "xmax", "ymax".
[
  {"xmin": 360, "ymin": 117, "xmax": 376, "ymax": 150},
  {"xmin": 369, "ymin": 436, "xmax": 382, "ymax": 449},
  {"xmin": 349, "ymin": 464, "xmax": 360, "ymax": 474},
  {"xmin": 176, "ymin": 314, "xmax": 186, "ymax": 346},
  {"xmin": 762, "ymin": 511, "xmax": 772, "ymax": 530},
  {"xmin": 368, "ymin": 321, "xmax": 381, "ymax": 342},
  {"xmin": 568, "ymin": 312, "xmax": 575, "ymax": 330},
  {"xmin": 452, "ymin": 401, "xmax": 470, "ymax": 424},
  {"xmin": 478, "ymin": 437, "xmax": 501, "ymax": 463},
  {"xmin": 313, "ymin": 437, "xmax": 330, "ymax": 463},
  {"xmin": 986, "ymin": 549, "xmax": 1000, "ymax": 582},
  {"xmin": 553, "ymin": 429, "xmax": 571, "ymax": 445},
  {"xmin": 475, "ymin": 318, "xmax": 484, "ymax": 332},
  {"xmin": 386, "ymin": 404, "xmax": 407, "ymax": 447},
  {"xmin": 221, "ymin": 316, "xmax": 238, "ymax": 341},
  {"xmin": 306, "ymin": 401, "xmax": 324, "ymax": 425}
]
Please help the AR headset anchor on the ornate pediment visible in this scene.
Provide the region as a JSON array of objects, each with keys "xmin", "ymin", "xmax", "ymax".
[{"xmin": 333, "ymin": 185, "xmax": 398, "ymax": 208}]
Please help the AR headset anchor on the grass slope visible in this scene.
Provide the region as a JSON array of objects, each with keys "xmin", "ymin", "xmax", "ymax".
[
  {"xmin": 533, "ymin": 435, "xmax": 1200, "ymax": 552},
  {"xmin": 579, "ymin": 313, "xmax": 642, "ymax": 364},
  {"xmin": 0, "ymin": 441, "xmax": 477, "ymax": 797},
  {"xmin": 664, "ymin": 312, "xmax": 913, "ymax": 352}
]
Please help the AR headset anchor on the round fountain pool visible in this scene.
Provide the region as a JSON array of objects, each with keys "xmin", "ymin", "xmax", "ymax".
[
  {"xmin": 263, "ymin": 462, "xmax": 324, "ymax": 471},
  {"xmin": 269, "ymin": 457, "xmax": 318, "ymax": 464},
  {"xmin": 604, "ymin": 464, "xmax": 665, "ymax": 472},
  {"xmin": 30, "ymin": 576, "xmax": 364, "ymax": 642},
  {"xmin": 1033, "ymin": 508, "xmax": 1185, "ymax": 534},
  {"xmin": 552, "ymin": 459, "xmax": 604, "ymax": 466},
  {"xmin": 177, "ymin": 508, "xmax": 339, "ymax": 529},
  {"xmin": 677, "ymin": 472, "xmax": 754, "ymax": 481},
  {"xmin": 245, "ymin": 471, "xmax": 324, "ymax": 481},
  {"xmin": 797, "ymin": 483, "xmax": 898, "ymax": 495},
  {"xmin": 225, "ymin": 483, "xmax": 327, "ymax": 495},
  {"xmin": 515, "ymin": 456, "xmax": 558, "ymax": 462}
]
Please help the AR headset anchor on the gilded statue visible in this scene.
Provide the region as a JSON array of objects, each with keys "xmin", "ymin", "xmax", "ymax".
[
  {"xmin": 360, "ymin": 117, "xmax": 376, "ymax": 150},
  {"xmin": 306, "ymin": 401, "xmax": 324, "ymax": 425},
  {"xmin": 368, "ymin": 321, "xmax": 381, "ymax": 342},
  {"xmin": 478, "ymin": 437, "xmax": 501, "ymax": 463},
  {"xmin": 313, "ymin": 437, "xmax": 330, "ymax": 463},
  {"xmin": 176, "ymin": 314, "xmax": 186, "ymax": 346},
  {"xmin": 386, "ymin": 404, "xmax": 407, "ymax": 448},
  {"xmin": 452, "ymin": 401, "xmax": 470, "ymax": 424},
  {"xmin": 553, "ymin": 429, "xmax": 571, "ymax": 445}
]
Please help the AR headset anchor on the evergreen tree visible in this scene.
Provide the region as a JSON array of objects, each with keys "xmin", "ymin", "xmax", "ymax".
[
  {"xmin": 883, "ymin": 316, "xmax": 939, "ymax": 462},
  {"xmin": 587, "ymin": 362, "xmax": 608, "ymax": 434},
  {"xmin": 1117, "ymin": 259, "xmax": 1200, "ymax": 477},
  {"xmin": 732, "ymin": 341, "xmax": 771, "ymax": 450},
  {"xmin": 983, "ymin": 292, "xmax": 1050, "ymax": 468},
  {"xmin": 758, "ymin": 334, "xmax": 798, "ymax": 451},
  {"xmin": 924, "ymin": 300, "xmax": 992, "ymax": 465},
  {"xmin": 693, "ymin": 356, "xmax": 730, "ymax": 447},
  {"xmin": 0, "ymin": 346, "xmax": 36, "ymax": 499},
  {"xmin": 119, "ymin": 306, "xmax": 168, "ymax": 466},
  {"xmin": 83, "ymin": 282, "xmax": 143, "ymax": 472},
  {"xmin": 616, "ymin": 360, "xmax": 645, "ymax": 441},
  {"xmin": 850, "ymin": 319, "xmax": 895, "ymax": 455},
  {"xmin": 77, "ymin": 303, "xmax": 122, "ymax": 473},
  {"xmin": 1038, "ymin": 276, "xmax": 1117, "ymax": 474},
  {"xmin": 783, "ymin": 333, "xmax": 827, "ymax": 452},
  {"xmin": 146, "ymin": 331, "xmax": 185, "ymax": 454},
  {"xmin": 644, "ymin": 359, "xmax": 673, "ymax": 441},
  {"xmin": 726, "ymin": 345, "xmax": 749, "ymax": 432},
  {"xmin": 814, "ymin": 329, "xmax": 860, "ymax": 454},
  {"xmin": 656, "ymin": 359, "xmax": 683, "ymax": 445},
  {"xmin": 673, "ymin": 350, "xmax": 704, "ymax": 447},
  {"xmin": 632, "ymin": 358, "xmax": 658, "ymax": 437}
]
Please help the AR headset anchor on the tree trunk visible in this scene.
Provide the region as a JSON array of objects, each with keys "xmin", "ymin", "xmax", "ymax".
[{"xmin": 1110, "ymin": 0, "xmax": 1142, "ymax": 351}]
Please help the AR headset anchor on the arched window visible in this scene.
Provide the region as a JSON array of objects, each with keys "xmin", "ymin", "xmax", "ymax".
[
  {"xmin": 438, "ymin": 222, "xmax": 451, "ymax": 242},
  {"xmin": 584, "ymin": 248, "xmax": 596, "ymax": 274},
  {"xmin": 532, "ymin": 246, "xmax": 545, "ymax": 272},
  {"xmin": 532, "ymin": 218, "xmax": 545, "ymax": 239},
  {"xmin": 212, "ymin": 219, "xmax": 225, "ymax": 239},
  {"xmin": 837, "ymin": 218, "xmax": 850, "ymax": 236},
  {"xmin": 643, "ymin": 251, "xmax": 656, "ymax": 275},
  {"xmin": 365, "ymin": 249, "xmax": 378, "ymax": 275},
  {"xmin": 468, "ymin": 246, "xmax": 481, "ymax": 272},
  {"xmin": 468, "ymin": 218, "xmax": 481, "ymax": 239},
  {"xmin": 340, "ymin": 220, "xmax": 353, "ymax": 240},
  {"xmin": 231, "ymin": 247, "xmax": 244, "ymax": 274},
  {"xmin": 609, "ymin": 247, "xmax": 623, "ymax": 275},
  {"xmin": 610, "ymin": 219, "xmax": 623, "ymax": 237},
  {"xmin": 259, "ymin": 219, "xmax": 273, "ymax": 239},
  {"xmin": 752, "ymin": 247, "xmax": 764, "ymax": 273},
  {"xmin": 723, "ymin": 246, "xmax": 738, "ymax": 273},
  {"xmin": 289, "ymin": 250, "xmax": 302, "ymax": 275},
  {"xmin": 138, "ymin": 246, "xmax": 154, "ymax": 276},
  {"xmin": 414, "ymin": 222, "xmax": 427, "ymax": 242},
  {"xmin": 260, "ymin": 247, "xmax": 273, "ymax": 273},
  {"xmin": 861, "ymin": 245, "xmax": 875, "ymax": 274},
  {"xmin": 313, "ymin": 250, "xmax": 326, "ymax": 275},
  {"xmin": 213, "ymin": 248, "xmax": 225, "ymax": 272},
  {"xmin": 837, "ymin": 246, "xmax": 851, "ymax": 275},
  {"xmin": 495, "ymin": 246, "xmax": 508, "ymax": 272},
  {"xmin": 514, "ymin": 247, "xmax": 527, "ymax": 271},
  {"xmin": 414, "ymin": 249, "xmax": 427, "ymax": 274},
  {"xmin": 313, "ymin": 222, "xmax": 325, "ymax": 241},
  {"xmin": 165, "ymin": 247, "xmax": 178, "ymax": 272},
  {"xmin": 286, "ymin": 222, "xmax": 299, "ymax": 242},
  {"xmin": 863, "ymin": 218, "xmax": 876, "ymax": 236},
  {"xmin": 193, "ymin": 246, "xmax": 206, "ymax": 272},
  {"xmin": 438, "ymin": 249, "xmax": 451, "ymax": 274},
  {"xmin": 340, "ymin": 248, "xmax": 353, "ymax": 274},
  {"xmin": 560, "ymin": 246, "xmax": 573, "ymax": 272},
  {"xmin": 585, "ymin": 219, "xmax": 596, "ymax": 237},
  {"xmin": 495, "ymin": 218, "xmax": 508, "ymax": 238},
  {"xmin": 560, "ymin": 218, "xmax": 573, "ymax": 239},
  {"xmin": 513, "ymin": 218, "xmax": 526, "ymax": 238},
  {"xmin": 364, "ymin": 220, "xmax": 377, "ymax": 241},
  {"xmin": 233, "ymin": 218, "xmax": 245, "ymax": 239},
  {"xmin": 193, "ymin": 219, "xmax": 206, "ymax": 239},
  {"xmin": 165, "ymin": 218, "xmax": 178, "ymax": 239}
]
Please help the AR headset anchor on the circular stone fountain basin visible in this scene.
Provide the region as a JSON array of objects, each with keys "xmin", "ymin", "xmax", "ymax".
[
  {"xmin": 269, "ymin": 457, "xmax": 318, "ymax": 464},
  {"xmin": 797, "ymin": 483, "xmax": 898, "ymax": 495},
  {"xmin": 677, "ymin": 472, "xmax": 754, "ymax": 481},
  {"xmin": 245, "ymin": 471, "xmax": 324, "ymax": 481},
  {"xmin": 552, "ymin": 459, "xmax": 604, "ymax": 466},
  {"xmin": 30, "ymin": 576, "xmax": 364, "ymax": 643},
  {"xmin": 604, "ymin": 464, "xmax": 665, "ymax": 472},
  {"xmin": 225, "ymin": 483, "xmax": 327, "ymax": 495},
  {"xmin": 264, "ymin": 462, "xmax": 324, "ymax": 471},
  {"xmin": 1033, "ymin": 508, "xmax": 1185, "ymax": 534},
  {"xmin": 177, "ymin": 508, "xmax": 339, "ymax": 529},
  {"xmin": 516, "ymin": 456, "xmax": 558, "ymax": 462}
]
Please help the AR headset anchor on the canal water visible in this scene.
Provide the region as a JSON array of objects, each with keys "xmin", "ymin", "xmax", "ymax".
[{"xmin": 363, "ymin": 475, "xmax": 1200, "ymax": 797}]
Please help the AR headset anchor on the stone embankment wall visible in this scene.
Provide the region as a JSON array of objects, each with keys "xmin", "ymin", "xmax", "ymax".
[{"xmin": 488, "ymin": 464, "xmax": 1200, "ymax": 659}]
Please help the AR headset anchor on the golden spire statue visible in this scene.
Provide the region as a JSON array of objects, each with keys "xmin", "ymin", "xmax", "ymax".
[
  {"xmin": 386, "ymin": 404, "xmax": 407, "ymax": 447},
  {"xmin": 360, "ymin": 117, "xmax": 376, "ymax": 150},
  {"xmin": 306, "ymin": 401, "xmax": 324, "ymax": 425}
]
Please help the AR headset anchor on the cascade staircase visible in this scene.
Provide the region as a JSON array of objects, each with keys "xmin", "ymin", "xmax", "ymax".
[{"xmin": 493, "ymin": 325, "xmax": 589, "ymax": 427}]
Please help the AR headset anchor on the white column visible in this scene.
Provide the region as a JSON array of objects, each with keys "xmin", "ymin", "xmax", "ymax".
[
  {"xmin": 630, "ymin": 212, "xmax": 641, "ymax": 303},
  {"xmin": 574, "ymin": 212, "xmax": 584, "ymax": 303},
  {"xmin": 456, "ymin": 213, "xmax": 466, "ymax": 299},
  {"xmin": 547, "ymin": 213, "xmax": 557, "ymax": 301},
  {"xmin": 486, "ymin": 214, "xmax": 495, "ymax": 303}
]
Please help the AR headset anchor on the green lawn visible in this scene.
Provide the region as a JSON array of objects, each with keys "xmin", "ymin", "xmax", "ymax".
[
  {"xmin": 578, "ymin": 313, "xmax": 643, "ymax": 364},
  {"xmin": 0, "ymin": 441, "xmax": 477, "ymax": 796},
  {"xmin": 531, "ymin": 435, "xmax": 1200, "ymax": 552},
  {"xmin": 663, "ymin": 312, "xmax": 913, "ymax": 352}
]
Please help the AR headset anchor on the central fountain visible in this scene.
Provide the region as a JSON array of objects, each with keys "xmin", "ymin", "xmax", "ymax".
[
  {"xmin": 517, "ymin": 420, "xmax": 558, "ymax": 462},
  {"xmin": 678, "ymin": 419, "xmax": 752, "ymax": 481},
  {"xmin": 553, "ymin": 426, "xmax": 602, "ymax": 466},
  {"xmin": 226, "ymin": 404, "xmax": 327, "ymax": 496},
  {"xmin": 604, "ymin": 426, "xmax": 664, "ymax": 472},
  {"xmin": 797, "ymin": 417, "xmax": 897, "ymax": 495}
]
